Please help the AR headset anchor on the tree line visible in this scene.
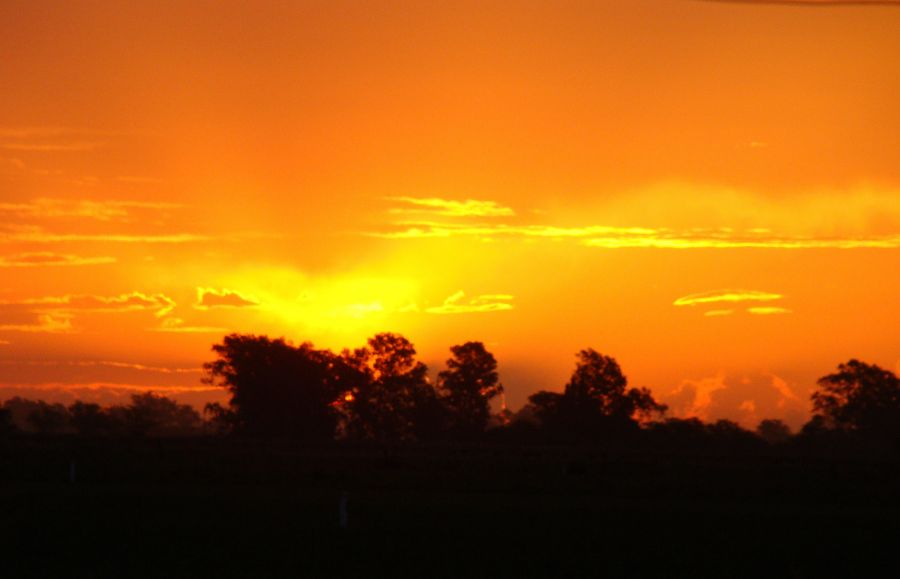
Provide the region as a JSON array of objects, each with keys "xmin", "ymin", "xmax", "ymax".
[
  {"xmin": 2, "ymin": 332, "xmax": 899, "ymax": 450},
  {"xmin": 0, "ymin": 392, "xmax": 203, "ymax": 437}
]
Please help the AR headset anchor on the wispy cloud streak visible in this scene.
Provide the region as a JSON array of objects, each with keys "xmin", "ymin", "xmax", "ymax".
[
  {"xmin": 674, "ymin": 290, "xmax": 783, "ymax": 307},
  {"xmin": 387, "ymin": 197, "xmax": 515, "ymax": 217},
  {"xmin": 369, "ymin": 220, "xmax": 900, "ymax": 249},
  {"xmin": 0, "ymin": 198, "xmax": 181, "ymax": 221},
  {"xmin": 425, "ymin": 291, "xmax": 514, "ymax": 314},
  {"xmin": 0, "ymin": 252, "xmax": 115, "ymax": 267}
]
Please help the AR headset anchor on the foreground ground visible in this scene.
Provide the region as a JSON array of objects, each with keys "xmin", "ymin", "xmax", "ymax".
[{"xmin": 1, "ymin": 438, "xmax": 898, "ymax": 578}]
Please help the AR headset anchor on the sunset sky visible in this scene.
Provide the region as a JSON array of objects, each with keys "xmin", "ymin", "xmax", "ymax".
[{"xmin": 1, "ymin": 0, "xmax": 898, "ymax": 429}]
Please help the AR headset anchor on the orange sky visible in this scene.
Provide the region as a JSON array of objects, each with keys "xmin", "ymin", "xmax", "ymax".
[{"xmin": 1, "ymin": 0, "xmax": 898, "ymax": 429}]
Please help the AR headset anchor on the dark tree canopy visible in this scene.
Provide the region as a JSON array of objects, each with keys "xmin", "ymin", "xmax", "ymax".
[
  {"xmin": 203, "ymin": 334, "xmax": 345, "ymax": 439},
  {"xmin": 123, "ymin": 392, "xmax": 203, "ymax": 437},
  {"xmin": 2, "ymin": 394, "xmax": 204, "ymax": 437},
  {"xmin": 341, "ymin": 333, "xmax": 437, "ymax": 442},
  {"xmin": 527, "ymin": 348, "xmax": 666, "ymax": 439},
  {"xmin": 756, "ymin": 418, "xmax": 792, "ymax": 444},
  {"xmin": 564, "ymin": 349, "xmax": 666, "ymax": 421},
  {"xmin": 438, "ymin": 341, "xmax": 503, "ymax": 437},
  {"xmin": 811, "ymin": 359, "xmax": 900, "ymax": 438},
  {"xmin": 69, "ymin": 401, "xmax": 112, "ymax": 436}
]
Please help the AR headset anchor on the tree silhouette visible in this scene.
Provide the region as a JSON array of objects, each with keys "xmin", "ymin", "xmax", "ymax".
[
  {"xmin": 0, "ymin": 407, "xmax": 15, "ymax": 436},
  {"xmin": 69, "ymin": 401, "xmax": 113, "ymax": 436},
  {"xmin": 121, "ymin": 392, "xmax": 203, "ymax": 437},
  {"xmin": 811, "ymin": 359, "xmax": 900, "ymax": 438},
  {"xmin": 527, "ymin": 349, "xmax": 666, "ymax": 439},
  {"xmin": 19, "ymin": 399, "xmax": 72, "ymax": 434},
  {"xmin": 437, "ymin": 341, "xmax": 503, "ymax": 438},
  {"xmin": 756, "ymin": 418, "xmax": 792, "ymax": 444},
  {"xmin": 203, "ymin": 334, "xmax": 344, "ymax": 439},
  {"xmin": 202, "ymin": 402, "xmax": 237, "ymax": 435},
  {"xmin": 341, "ymin": 333, "xmax": 436, "ymax": 441}
]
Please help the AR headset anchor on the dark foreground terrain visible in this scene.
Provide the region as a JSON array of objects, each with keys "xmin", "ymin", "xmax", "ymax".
[{"xmin": 2, "ymin": 438, "xmax": 899, "ymax": 578}]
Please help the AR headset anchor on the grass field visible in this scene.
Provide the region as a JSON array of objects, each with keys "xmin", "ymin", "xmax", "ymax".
[{"xmin": 1, "ymin": 438, "xmax": 898, "ymax": 578}]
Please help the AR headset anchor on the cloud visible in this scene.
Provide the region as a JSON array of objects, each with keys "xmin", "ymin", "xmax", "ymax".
[
  {"xmin": 664, "ymin": 372, "xmax": 809, "ymax": 429},
  {"xmin": 0, "ymin": 127, "xmax": 72, "ymax": 138},
  {"xmin": 371, "ymin": 185, "xmax": 900, "ymax": 249},
  {"xmin": 0, "ymin": 229, "xmax": 210, "ymax": 244},
  {"xmin": 0, "ymin": 314, "xmax": 74, "ymax": 333},
  {"xmin": 426, "ymin": 291, "xmax": 515, "ymax": 314},
  {"xmin": 0, "ymin": 293, "xmax": 176, "ymax": 333},
  {"xmin": 747, "ymin": 306, "xmax": 793, "ymax": 315},
  {"xmin": 387, "ymin": 197, "xmax": 515, "ymax": 217},
  {"xmin": 195, "ymin": 288, "xmax": 259, "ymax": 309},
  {"xmin": 666, "ymin": 374, "xmax": 729, "ymax": 422},
  {"xmin": 0, "ymin": 142, "xmax": 101, "ymax": 152},
  {"xmin": 704, "ymin": 309, "xmax": 735, "ymax": 317},
  {"xmin": 370, "ymin": 221, "xmax": 900, "ymax": 248},
  {"xmin": 20, "ymin": 292, "xmax": 177, "ymax": 317},
  {"xmin": 0, "ymin": 360, "xmax": 200, "ymax": 375},
  {"xmin": 0, "ymin": 252, "xmax": 116, "ymax": 268},
  {"xmin": 674, "ymin": 290, "xmax": 783, "ymax": 307},
  {"xmin": 0, "ymin": 126, "xmax": 127, "ymax": 154},
  {"xmin": 152, "ymin": 317, "xmax": 228, "ymax": 334},
  {"xmin": 583, "ymin": 234, "xmax": 900, "ymax": 249},
  {"xmin": 371, "ymin": 221, "xmax": 656, "ymax": 240},
  {"xmin": 0, "ymin": 198, "xmax": 181, "ymax": 221}
]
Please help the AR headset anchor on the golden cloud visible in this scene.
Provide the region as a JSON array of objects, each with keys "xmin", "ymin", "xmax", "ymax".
[
  {"xmin": 747, "ymin": 306, "xmax": 793, "ymax": 315},
  {"xmin": 386, "ymin": 197, "xmax": 515, "ymax": 218},
  {"xmin": 674, "ymin": 290, "xmax": 783, "ymax": 307},
  {"xmin": 425, "ymin": 291, "xmax": 515, "ymax": 315},
  {"xmin": 704, "ymin": 309, "xmax": 735, "ymax": 317},
  {"xmin": 195, "ymin": 288, "xmax": 260, "ymax": 309}
]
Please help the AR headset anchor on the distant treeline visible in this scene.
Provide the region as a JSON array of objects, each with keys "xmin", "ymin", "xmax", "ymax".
[
  {"xmin": 0, "ymin": 392, "xmax": 204, "ymax": 437},
  {"xmin": 2, "ymin": 333, "xmax": 899, "ymax": 452}
]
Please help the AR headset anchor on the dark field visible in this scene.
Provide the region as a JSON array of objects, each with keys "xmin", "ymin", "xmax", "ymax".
[{"xmin": 2, "ymin": 438, "xmax": 899, "ymax": 578}]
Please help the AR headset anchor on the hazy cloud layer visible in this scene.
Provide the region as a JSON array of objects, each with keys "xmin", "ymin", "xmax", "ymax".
[
  {"xmin": 0, "ymin": 198, "xmax": 181, "ymax": 221},
  {"xmin": 0, "ymin": 359, "xmax": 200, "ymax": 376},
  {"xmin": 0, "ymin": 314, "xmax": 73, "ymax": 334},
  {"xmin": 370, "ymin": 187, "xmax": 900, "ymax": 249},
  {"xmin": 372, "ymin": 221, "xmax": 900, "ymax": 248},
  {"xmin": 0, "ymin": 229, "xmax": 210, "ymax": 244},
  {"xmin": 0, "ymin": 252, "xmax": 115, "ymax": 267}
]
